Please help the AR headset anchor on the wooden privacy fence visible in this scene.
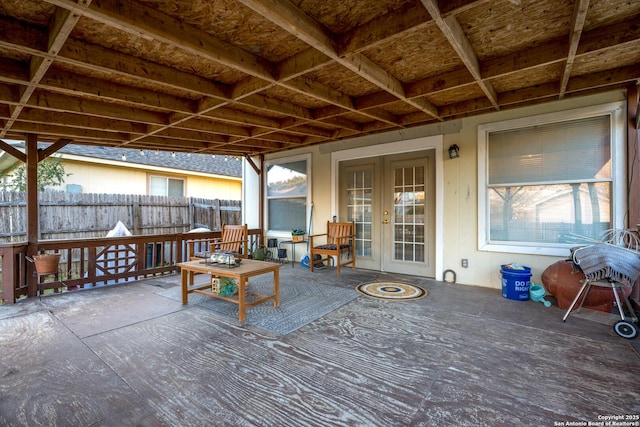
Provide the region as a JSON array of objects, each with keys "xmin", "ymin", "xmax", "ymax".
[{"xmin": 0, "ymin": 191, "xmax": 241, "ymax": 242}]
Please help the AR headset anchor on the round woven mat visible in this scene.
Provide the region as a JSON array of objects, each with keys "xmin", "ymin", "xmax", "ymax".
[{"xmin": 355, "ymin": 282, "xmax": 427, "ymax": 301}]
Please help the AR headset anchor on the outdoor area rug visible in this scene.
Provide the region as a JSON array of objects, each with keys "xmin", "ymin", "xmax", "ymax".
[
  {"xmin": 155, "ymin": 277, "xmax": 358, "ymax": 335},
  {"xmin": 356, "ymin": 281, "xmax": 427, "ymax": 301}
]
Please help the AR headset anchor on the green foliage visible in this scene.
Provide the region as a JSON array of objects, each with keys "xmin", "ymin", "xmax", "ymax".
[
  {"xmin": 218, "ymin": 277, "xmax": 238, "ymax": 297},
  {"xmin": 6, "ymin": 156, "xmax": 70, "ymax": 192}
]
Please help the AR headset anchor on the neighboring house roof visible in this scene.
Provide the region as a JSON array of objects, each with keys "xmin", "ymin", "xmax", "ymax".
[{"xmin": 1, "ymin": 142, "xmax": 242, "ymax": 178}]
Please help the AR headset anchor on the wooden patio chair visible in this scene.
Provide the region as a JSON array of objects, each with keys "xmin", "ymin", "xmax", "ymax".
[
  {"xmin": 210, "ymin": 223, "xmax": 249, "ymax": 258},
  {"xmin": 309, "ymin": 221, "xmax": 356, "ymax": 276}
]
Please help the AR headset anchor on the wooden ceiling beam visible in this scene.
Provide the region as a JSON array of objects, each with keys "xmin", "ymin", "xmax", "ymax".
[
  {"xmin": 38, "ymin": 137, "xmax": 72, "ymax": 162},
  {"xmin": 44, "ymin": 0, "xmax": 371, "ymax": 141},
  {"xmin": 204, "ymin": 108, "xmax": 283, "ymax": 130},
  {"xmin": 59, "ymin": 38, "xmax": 230, "ymax": 101},
  {"xmin": 420, "ymin": 0, "xmax": 499, "ymax": 110},
  {"xmin": 39, "ymin": 70, "xmax": 198, "ymax": 114},
  {"xmin": 134, "ymin": 135, "xmax": 222, "ymax": 150},
  {"xmin": 275, "ymin": 48, "xmax": 333, "ymax": 81},
  {"xmin": 12, "ymin": 120, "xmax": 129, "ymax": 142},
  {"xmin": 1, "ymin": 3, "xmax": 87, "ymax": 138},
  {"xmin": 153, "ymin": 128, "xmax": 229, "ymax": 145},
  {"xmin": 285, "ymin": 76, "xmax": 400, "ymax": 127},
  {"xmin": 10, "ymin": 108, "xmax": 149, "ymax": 135},
  {"xmin": 0, "ymin": 138, "xmax": 27, "ymax": 162},
  {"xmin": 559, "ymin": 0, "xmax": 590, "ymax": 98},
  {"xmin": 237, "ymin": 0, "xmax": 440, "ymax": 121},
  {"xmin": 2, "ymin": 3, "xmax": 396, "ymax": 145},
  {"xmin": 24, "ymin": 90, "xmax": 169, "ymax": 125},
  {"xmin": 45, "ymin": 0, "xmax": 276, "ymax": 82}
]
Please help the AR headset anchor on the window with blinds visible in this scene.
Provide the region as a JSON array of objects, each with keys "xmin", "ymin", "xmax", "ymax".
[
  {"xmin": 478, "ymin": 102, "xmax": 624, "ymax": 254},
  {"xmin": 266, "ymin": 156, "xmax": 310, "ymax": 233},
  {"xmin": 149, "ymin": 176, "xmax": 184, "ymax": 197}
]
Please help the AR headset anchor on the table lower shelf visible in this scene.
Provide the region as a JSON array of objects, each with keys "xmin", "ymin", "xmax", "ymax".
[{"xmin": 190, "ymin": 286, "xmax": 276, "ymax": 308}]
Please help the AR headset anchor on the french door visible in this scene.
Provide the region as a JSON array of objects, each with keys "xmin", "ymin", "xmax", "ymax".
[{"xmin": 339, "ymin": 151, "xmax": 435, "ymax": 277}]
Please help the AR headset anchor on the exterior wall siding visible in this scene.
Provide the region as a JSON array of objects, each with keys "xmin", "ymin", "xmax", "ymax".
[{"xmin": 247, "ymin": 90, "xmax": 627, "ymax": 290}]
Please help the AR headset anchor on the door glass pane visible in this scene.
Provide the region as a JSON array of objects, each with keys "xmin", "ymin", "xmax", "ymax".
[
  {"xmin": 347, "ymin": 169, "xmax": 372, "ymax": 258},
  {"xmin": 393, "ymin": 165, "xmax": 425, "ymax": 262}
]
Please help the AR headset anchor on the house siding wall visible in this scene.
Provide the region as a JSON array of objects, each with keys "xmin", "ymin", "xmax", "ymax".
[
  {"xmin": 55, "ymin": 161, "xmax": 241, "ymax": 200},
  {"xmin": 245, "ymin": 90, "xmax": 627, "ymax": 289}
]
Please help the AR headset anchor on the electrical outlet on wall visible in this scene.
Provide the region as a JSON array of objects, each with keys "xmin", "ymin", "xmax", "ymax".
[{"xmin": 461, "ymin": 259, "xmax": 468, "ymax": 268}]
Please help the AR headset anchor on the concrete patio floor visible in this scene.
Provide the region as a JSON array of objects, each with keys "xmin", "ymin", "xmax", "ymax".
[{"xmin": 1, "ymin": 264, "xmax": 639, "ymax": 426}]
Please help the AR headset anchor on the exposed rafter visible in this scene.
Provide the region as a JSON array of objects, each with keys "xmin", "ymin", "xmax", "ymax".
[{"xmin": 0, "ymin": 0, "xmax": 636, "ymax": 156}]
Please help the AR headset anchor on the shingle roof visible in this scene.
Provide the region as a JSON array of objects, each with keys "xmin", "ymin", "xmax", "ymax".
[{"xmin": 19, "ymin": 143, "xmax": 242, "ymax": 178}]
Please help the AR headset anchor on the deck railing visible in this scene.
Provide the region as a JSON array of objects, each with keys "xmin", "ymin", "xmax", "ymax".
[{"xmin": 0, "ymin": 229, "xmax": 263, "ymax": 304}]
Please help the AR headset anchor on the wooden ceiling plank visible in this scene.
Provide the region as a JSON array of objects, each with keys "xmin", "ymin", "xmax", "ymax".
[
  {"xmin": 155, "ymin": 128, "xmax": 229, "ymax": 145},
  {"xmin": 248, "ymin": 130, "xmax": 306, "ymax": 144},
  {"xmin": 231, "ymin": 77, "xmax": 274, "ymax": 100},
  {"xmin": 44, "ymin": 0, "xmax": 276, "ymax": 82},
  {"xmin": 236, "ymin": 0, "xmax": 338, "ymax": 56},
  {"xmin": 26, "ymin": 90, "xmax": 169, "ymax": 125},
  {"xmin": 15, "ymin": 108, "xmax": 149, "ymax": 135},
  {"xmin": 239, "ymin": 0, "xmax": 440, "ymax": 120},
  {"xmin": 338, "ymin": 2, "xmax": 433, "ymax": 57},
  {"xmin": 204, "ymin": 108, "xmax": 282, "ymax": 129},
  {"xmin": 276, "ymin": 48, "xmax": 332, "ymax": 81},
  {"xmin": 60, "ymin": 38, "xmax": 230, "ymax": 100},
  {"xmin": 578, "ymin": 18, "xmax": 640, "ymax": 55},
  {"xmin": 137, "ymin": 135, "xmax": 223, "ymax": 149},
  {"xmin": 312, "ymin": 105, "xmax": 349, "ymax": 120},
  {"xmin": 559, "ymin": 0, "xmax": 590, "ymax": 98},
  {"xmin": 0, "ymin": 59, "xmax": 29, "ymax": 86},
  {"xmin": 240, "ymin": 93, "xmax": 313, "ymax": 120},
  {"xmin": 0, "ymin": 83, "xmax": 19, "ymax": 104},
  {"xmin": 439, "ymin": 0, "xmax": 491, "ymax": 16},
  {"xmin": 12, "ymin": 121, "xmax": 129, "ymax": 141},
  {"xmin": 287, "ymin": 77, "xmax": 355, "ymax": 111},
  {"xmin": 40, "ymin": 70, "xmax": 197, "ymax": 114},
  {"xmin": 566, "ymin": 64, "xmax": 640, "ymax": 93},
  {"xmin": 482, "ymin": 18, "xmax": 640, "ymax": 82},
  {"xmin": 1, "ymin": 3, "xmax": 88, "ymax": 138},
  {"xmin": 176, "ymin": 117, "xmax": 252, "ymax": 139}
]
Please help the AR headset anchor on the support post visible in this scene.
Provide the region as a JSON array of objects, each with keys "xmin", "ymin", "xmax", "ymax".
[
  {"xmin": 25, "ymin": 133, "xmax": 39, "ymax": 297},
  {"xmin": 628, "ymin": 84, "xmax": 640, "ymax": 228}
]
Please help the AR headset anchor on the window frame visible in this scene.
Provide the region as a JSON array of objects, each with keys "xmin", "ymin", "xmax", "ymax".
[
  {"xmin": 264, "ymin": 154, "xmax": 311, "ymax": 236},
  {"xmin": 149, "ymin": 175, "xmax": 185, "ymax": 197},
  {"xmin": 477, "ymin": 102, "xmax": 626, "ymax": 256}
]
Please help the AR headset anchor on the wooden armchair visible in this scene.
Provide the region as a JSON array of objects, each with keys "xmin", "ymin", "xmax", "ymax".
[
  {"xmin": 309, "ymin": 221, "xmax": 356, "ymax": 276},
  {"xmin": 210, "ymin": 223, "xmax": 249, "ymax": 258}
]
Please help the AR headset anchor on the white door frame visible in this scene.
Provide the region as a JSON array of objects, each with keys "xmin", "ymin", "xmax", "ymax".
[{"xmin": 330, "ymin": 135, "xmax": 444, "ymax": 279}]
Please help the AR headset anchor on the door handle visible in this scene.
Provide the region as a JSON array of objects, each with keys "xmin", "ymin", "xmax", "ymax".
[{"xmin": 383, "ymin": 219, "xmax": 389, "ymax": 224}]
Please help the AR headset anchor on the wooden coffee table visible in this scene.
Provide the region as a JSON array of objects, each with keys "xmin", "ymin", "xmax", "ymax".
[{"xmin": 178, "ymin": 259, "xmax": 282, "ymax": 322}]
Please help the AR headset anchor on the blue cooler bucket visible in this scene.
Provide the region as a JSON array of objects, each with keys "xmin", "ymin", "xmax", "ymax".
[{"xmin": 501, "ymin": 265, "xmax": 531, "ymax": 301}]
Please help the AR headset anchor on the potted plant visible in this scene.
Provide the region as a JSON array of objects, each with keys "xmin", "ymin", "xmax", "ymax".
[
  {"xmin": 291, "ymin": 228, "xmax": 305, "ymax": 242},
  {"xmin": 28, "ymin": 253, "xmax": 61, "ymax": 275},
  {"xmin": 218, "ymin": 277, "xmax": 238, "ymax": 297}
]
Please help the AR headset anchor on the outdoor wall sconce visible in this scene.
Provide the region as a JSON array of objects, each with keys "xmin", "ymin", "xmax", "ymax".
[{"xmin": 448, "ymin": 144, "xmax": 460, "ymax": 159}]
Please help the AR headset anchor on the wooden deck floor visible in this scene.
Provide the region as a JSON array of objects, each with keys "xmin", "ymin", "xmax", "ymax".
[{"xmin": 1, "ymin": 265, "xmax": 639, "ymax": 426}]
